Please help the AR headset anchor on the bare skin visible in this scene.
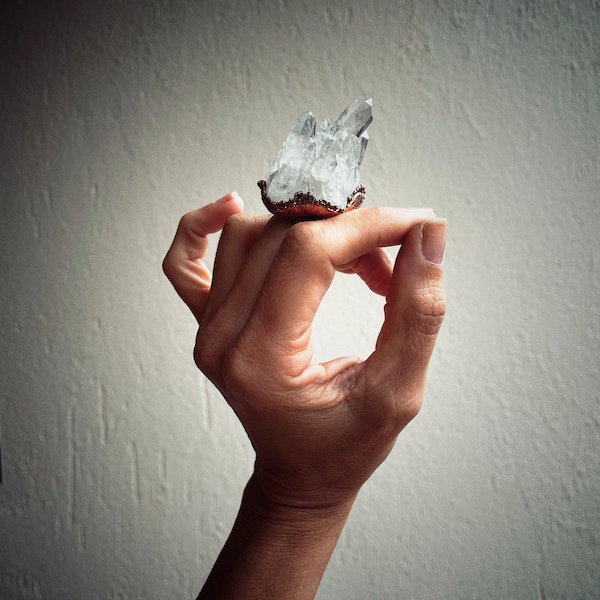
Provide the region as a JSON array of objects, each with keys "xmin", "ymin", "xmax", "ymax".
[{"xmin": 163, "ymin": 192, "xmax": 447, "ymax": 599}]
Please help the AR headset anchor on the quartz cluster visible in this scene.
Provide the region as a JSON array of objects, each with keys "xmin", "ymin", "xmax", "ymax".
[{"xmin": 260, "ymin": 98, "xmax": 373, "ymax": 215}]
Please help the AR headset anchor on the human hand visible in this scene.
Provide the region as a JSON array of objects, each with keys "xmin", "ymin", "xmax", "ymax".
[{"xmin": 163, "ymin": 192, "xmax": 446, "ymax": 512}]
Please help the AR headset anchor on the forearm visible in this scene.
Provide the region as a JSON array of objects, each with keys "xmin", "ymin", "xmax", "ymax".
[{"xmin": 197, "ymin": 473, "xmax": 355, "ymax": 600}]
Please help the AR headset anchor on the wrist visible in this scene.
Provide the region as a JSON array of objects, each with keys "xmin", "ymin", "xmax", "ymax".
[
  {"xmin": 244, "ymin": 470, "xmax": 356, "ymax": 538},
  {"xmin": 198, "ymin": 473, "xmax": 356, "ymax": 600}
]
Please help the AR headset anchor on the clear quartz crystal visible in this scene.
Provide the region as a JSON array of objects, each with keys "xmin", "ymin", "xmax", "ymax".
[{"xmin": 265, "ymin": 98, "xmax": 372, "ymax": 208}]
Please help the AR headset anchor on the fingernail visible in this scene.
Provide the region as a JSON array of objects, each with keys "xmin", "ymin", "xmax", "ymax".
[
  {"xmin": 408, "ymin": 207, "xmax": 436, "ymax": 217},
  {"xmin": 215, "ymin": 192, "xmax": 239, "ymax": 205},
  {"xmin": 421, "ymin": 219, "xmax": 447, "ymax": 265}
]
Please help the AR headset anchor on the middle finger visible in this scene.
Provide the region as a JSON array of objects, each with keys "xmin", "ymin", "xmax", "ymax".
[{"xmin": 202, "ymin": 215, "xmax": 293, "ymax": 337}]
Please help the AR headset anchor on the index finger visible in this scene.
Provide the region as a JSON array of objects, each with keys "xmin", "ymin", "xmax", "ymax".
[
  {"xmin": 241, "ymin": 206, "xmax": 435, "ymax": 375},
  {"xmin": 162, "ymin": 192, "xmax": 244, "ymax": 321}
]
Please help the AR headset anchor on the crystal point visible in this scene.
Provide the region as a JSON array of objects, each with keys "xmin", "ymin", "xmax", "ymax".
[
  {"xmin": 289, "ymin": 111, "xmax": 317, "ymax": 138},
  {"xmin": 328, "ymin": 98, "xmax": 373, "ymax": 138}
]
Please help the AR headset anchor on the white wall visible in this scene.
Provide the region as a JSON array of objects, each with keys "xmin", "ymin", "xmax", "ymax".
[{"xmin": 1, "ymin": 0, "xmax": 599, "ymax": 598}]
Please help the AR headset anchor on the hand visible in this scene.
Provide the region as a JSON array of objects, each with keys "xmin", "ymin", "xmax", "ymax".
[
  {"xmin": 163, "ymin": 192, "xmax": 446, "ymax": 598},
  {"xmin": 163, "ymin": 192, "xmax": 446, "ymax": 511}
]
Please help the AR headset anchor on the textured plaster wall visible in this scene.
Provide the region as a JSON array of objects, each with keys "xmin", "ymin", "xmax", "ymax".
[{"xmin": 1, "ymin": 0, "xmax": 599, "ymax": 598}]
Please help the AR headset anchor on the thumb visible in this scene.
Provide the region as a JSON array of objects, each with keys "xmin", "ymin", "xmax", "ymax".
[{"xmin": 366, "ymin": 218, "xmax": 447, "ymax": 414}]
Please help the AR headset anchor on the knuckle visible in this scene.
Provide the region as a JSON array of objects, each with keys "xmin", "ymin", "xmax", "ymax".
[
  {"xmin": 223, "ymin": 212, "xmax": 269, "ymax": 239},
  {"xmin": 410, "ymin": 282, "xmax": 447, "ymax": 337},
  {"xmin": 193, "ymin": 328, "xmax": 221, "ymax": 381},
  {"xmin": 367, "ymin": 375, "xmax": 426, "ymax": 434},
  {"xmin": 177, "ymin": 210, "xmax": 198, "ymax": 233},
  {"xmin": 221, "ymin": 332, "xmax": 287, "ymax": 404},
  {"xmin": 366, "ymin": 206, "xmax": 386, "ymax": 222},
  {"xmin": 279, "ymin": 222, "xmax": 330, "ymax": 277},
  {"xmin": 222, "ymin": 211, "xmax": 249, "ymax": 234},
  {"xmin": 283, "ymin": 221, "xmax": 322, "ymax": 254},
  {"xmin": 193, "ymin": 336, "xmax": 210, "ymax": 372},
  {"xmin": 221, "ymin": 345, "xmax": 246, "ymax": 388},
  {"xmin": 400, "ymin": 393, "xmax": 425, "ymax": 423},
  {"xmin": 221, "ymin": 340, "xmax": 262, "ymax": 396},
  {"xmin": 161, "ymin": 252, "xmax": 174, "ymax": 279}
]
